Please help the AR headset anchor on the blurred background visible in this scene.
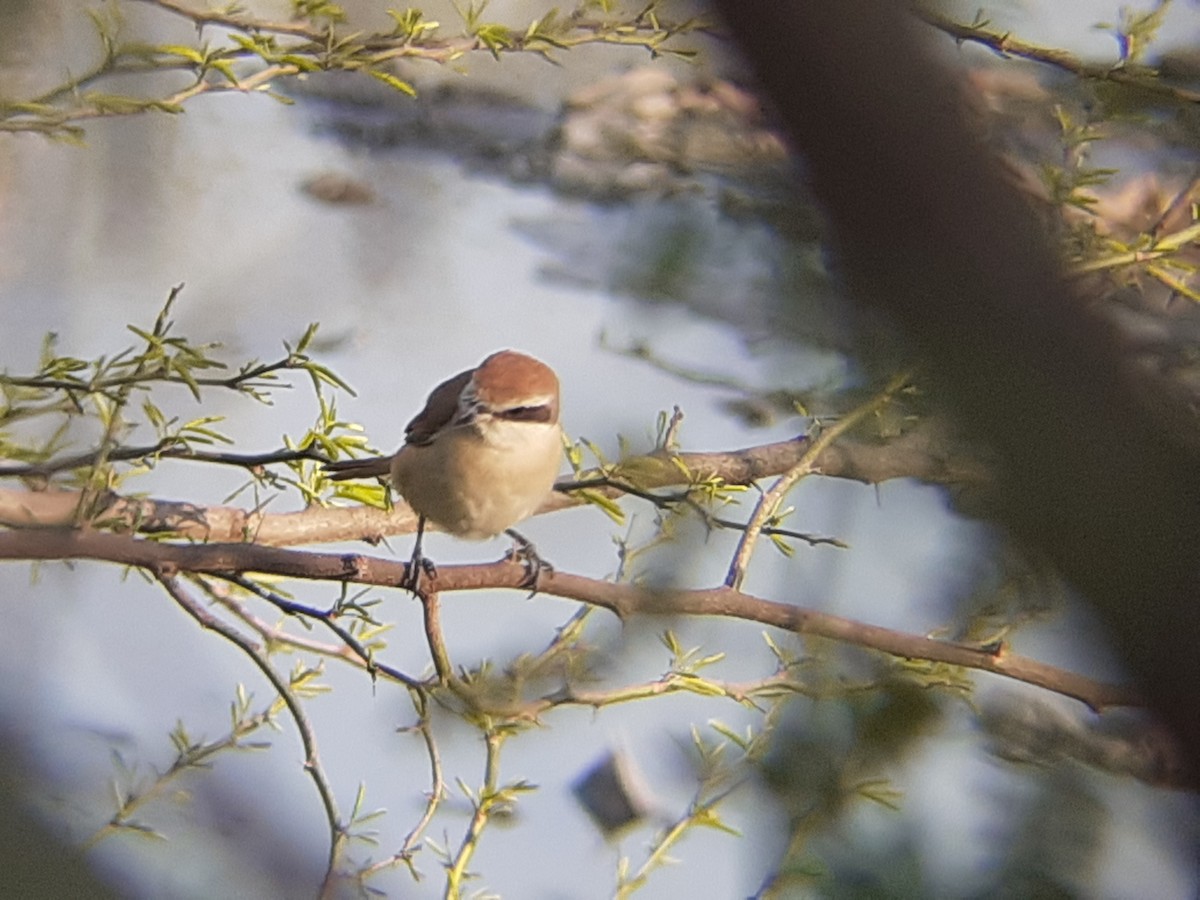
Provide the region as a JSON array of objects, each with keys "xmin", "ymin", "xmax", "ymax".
[{"xmin": 0, "ymin": 0, "xmax": 1198, "ymax": 896}]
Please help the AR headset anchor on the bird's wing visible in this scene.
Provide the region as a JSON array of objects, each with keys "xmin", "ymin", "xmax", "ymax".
[{"xmin": 404, "ymin": 368, "xmax": 473, "ymax": 446}]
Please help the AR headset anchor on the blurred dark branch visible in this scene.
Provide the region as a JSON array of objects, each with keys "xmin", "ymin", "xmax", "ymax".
[
  {"xmin": 713, "ymin": 0, "xmax": 1200, "ymax": 774},
  {"xmin": 981, "ymin": 697, "xmax": 1192, "ymax": 790}
]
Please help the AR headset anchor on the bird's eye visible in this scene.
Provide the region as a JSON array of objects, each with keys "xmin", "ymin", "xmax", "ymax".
[{"xmin": 498, "ymin": 405, "xmax": 553, "ymax": 423}]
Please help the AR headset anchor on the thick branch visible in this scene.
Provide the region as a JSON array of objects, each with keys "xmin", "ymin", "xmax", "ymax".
[
  {"xmin": 0, "ymin": 529, "xmax": 1138, "ymax": 712},
  {"xmin": 0, "ymin": 487, "xmax": 421, "ymax": 546},
  {"xmin": 0, "ymin": 422, "xmax": 990, "ymax": 545}
]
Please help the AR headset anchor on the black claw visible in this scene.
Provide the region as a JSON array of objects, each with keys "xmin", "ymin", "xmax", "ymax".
[
  {"xmin": 504, "ymin": 528, "xmax": 553, "ymax": 596},
  {"xmin": 403, "ymin": 554, "xmax": 438, "ymax": 594}
]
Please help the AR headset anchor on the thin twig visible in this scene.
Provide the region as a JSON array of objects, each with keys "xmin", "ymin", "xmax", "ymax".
[
  {"xmin": 0, "ymin": 441, "xmax": 331, "ymax": 479},
  {"xmin": 152, "ymin": 572, "xmax": 348, "ymax": 893},
  {"xmin": 0, "ymin": 351, "xmax": 314, "ymax": 397},
  {"xmin": 616, "ymin": 785, "xmax": 739, "ymax": 899},
  {"xmin": 83, "ymin": 703, "xmax": 276, "ymax": 850},
  {"xmin": 915, "ymin": 8, "xmax": 1200, "ymax": 106},
  {"xmin": 358, "ymin": 689, "xmax": 447, "ymax": 883},
  {"xmin": 133, "ymin": 0, "xmax": 325, "ymax": 38},
  {"xmin": 3, "ymin": 0, "xmax": 709, "ymax": 135},
  {"xmin": 445, "ymin": 728, "xmax": 504, "ymax": 897},
  {"xmin": 219, "ymin": 573, "xmax": 423, "ymax": 688},
  {"xmin": 562, "ymin": 474, "xmax": 846, "ymax": 548},
  {"xmin": 726, "ymin": 370, "xmax": 913, "ymax": 589},
  {"xmin": 215, "ymin": 587, "xmax": 387, "ymax": 672}
]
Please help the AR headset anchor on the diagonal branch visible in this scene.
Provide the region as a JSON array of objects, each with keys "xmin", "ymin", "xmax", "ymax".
[
  {"xmin": 914, "ymin": 8, "xmax": 1200, "ymax": 106},
  {"xmin": 726, "ymin": 370, "xmax": 914, "ymax": 589},
  {"xmin": 152, "ymin": 572, "xmax": 348, "ymax": 892},
  {"xmin": 213, "ymin": 574, "xmax": 424, "ymax": 689}
]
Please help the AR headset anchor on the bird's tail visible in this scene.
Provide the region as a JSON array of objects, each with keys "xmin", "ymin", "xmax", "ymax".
[{"xmin": 323, "ymin": 455, "xmax": 394, "ymax": 481}]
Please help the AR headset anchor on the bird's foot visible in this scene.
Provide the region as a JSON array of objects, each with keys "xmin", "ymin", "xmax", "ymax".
[
  {"xmin": 403, "ymin": 553, "xmax": 438, "ymax": 595},
  {"xmin": 504, "ymin": 529, "xmax": 553, "ymax": 595},
  {"xmin": 402, "ymin": 516, "xmax": 437, "ymax": 595}
]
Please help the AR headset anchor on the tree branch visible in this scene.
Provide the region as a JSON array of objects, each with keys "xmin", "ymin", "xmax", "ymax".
[
  {"xmin": 713, "ymin": 0, "xmax": 1200, "ymax": 769},
  {"xmin": 151, "ymin": 573, "xmax": 348, "ymax": 892},
  {"xmin": 2, "ymin": 0, "xmax": 710, "ymax": 136},
  {"xmin": 0, "ymin": 420, "xmax": 991, "ymax": 545},
  {"xmin": 0, "ymin": 441, "xmax": 331, "ymax": 479},
  {"xmin": 914, "ymin": 8, "xmax": 1200, "ymax": 106},
  {"xmin": 214, "ymin": 574, "xmax": 424, "ymax": 689},
  {"xmin": 0, "ymin": 529, "xmax": 1139, "ymax": 712},
  {"xmin": 726, "ymin": 369, "xmax": 913, "ymax": 589}
]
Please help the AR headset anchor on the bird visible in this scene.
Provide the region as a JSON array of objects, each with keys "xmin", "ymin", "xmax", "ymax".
[{"xmin": 324, "ymin": 350, "xmax": 564, "ymax": 591}]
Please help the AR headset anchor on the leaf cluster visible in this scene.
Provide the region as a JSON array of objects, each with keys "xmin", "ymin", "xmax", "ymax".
[
  {"xmin": 921, "ymin": 4, "xmax": 1200, "ymax": 305},
  {"xmin": 86, "ymin": 683, "xmax": 277, "ymax": 849},
  {"xmin": 0, "ymin": 0, "xmax": 709, "ymax": 138},
  {"xmin": 0, "ymin": 287, "xmax": 362, "ymax": 517}
]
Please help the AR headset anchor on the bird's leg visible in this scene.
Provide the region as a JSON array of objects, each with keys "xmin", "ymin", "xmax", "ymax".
[
  {"xmin": 504, "ymin": 528, "xmax": 553, "ymax": 594},
  {"xmin": 403, "ymin": 515, "xmax": 438, "ymax": 594}
]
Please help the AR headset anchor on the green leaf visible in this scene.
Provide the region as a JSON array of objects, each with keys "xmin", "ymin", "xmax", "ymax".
[
  {"xmin": 577, "ymin": 488, "xmax": 625, "ymax": 523},
  {"xmin": 709, "ymin": 720, "xmax": 751, "ymax": 750},
  {"xmin": 475, "ymin": 22, "xmax": 514, "ymax": 58},
  {"xmin": 854, "ymin": 778, "xmax": 904, "ymax": 811},
  {"xmin": 279, "ymin": 54, "xmax": 323, "ymax": 72},
  {"xmin": 180, "ymin": 416, "xmax": 232, "ymax": 444},
  {"xmin": 118, "ymin": 820, "xmax": 169, "ymax": 842},
  {"xmin": 1147, "ymin": 264, "xmax": 1200, "ymax": 303},
  {"xmin": 173, "ymin": 361, "xmax": 202, "ymax": 401},
  {"xmin": 350, "ymin": 781, "xmax": 369, "ymax": 818},
  {"xmin": 332, "ymin": 482, "xmax": 391, "ymax": 509},
  {"xmin": 694, "ymin": 806, "xmax": 741, "ymax": 836},
  {"xmin": 769, "ymin": 532, "xmax": 796, "ymax": 558},
  {"xmin": 306, "ymin": 362, "xmax": 355, "ymax": 393},
  {"xmin": 126, "ymin": 324, "xmax": 161, "ymax": 347},
  {"xmin": 142, "ymin": 399, "xmax": 167, "ymax": 432},
  {"xmin": 675, "ymin": 674, "xmax": 725, "ymax": 697},
  {"xmin": 4, "ymin": 101, "xmax": 60, "ymax": 116},
  {"xmin": 660, "ymin": 629, "xmax": 682, "ymax": 657},
  {"xmin": 761, "ymin": 631, "xmax": 791, "ymax": 666},
  {"xmin": 209, "ymin": 59, "xmax": 238, "ymax": 83},
  {"xmin": 367, "ymin": 68, "xmax": 417, "ymax": 97},
  {"xmin": 158, "ymin": 44, "xmax": 206, "ymax": 64},
  {"xmin": 387, "ymin": 8, "xmax": 441, "ymax": 40},
  {"xmin": 294, "ymin": 322, "xmax": 319, "ymax": 354}
]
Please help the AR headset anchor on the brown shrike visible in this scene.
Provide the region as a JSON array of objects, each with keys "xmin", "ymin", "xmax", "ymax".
[{"xmin": 325, "ymin": 350, "xmax": 563, "ymax": 588}]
